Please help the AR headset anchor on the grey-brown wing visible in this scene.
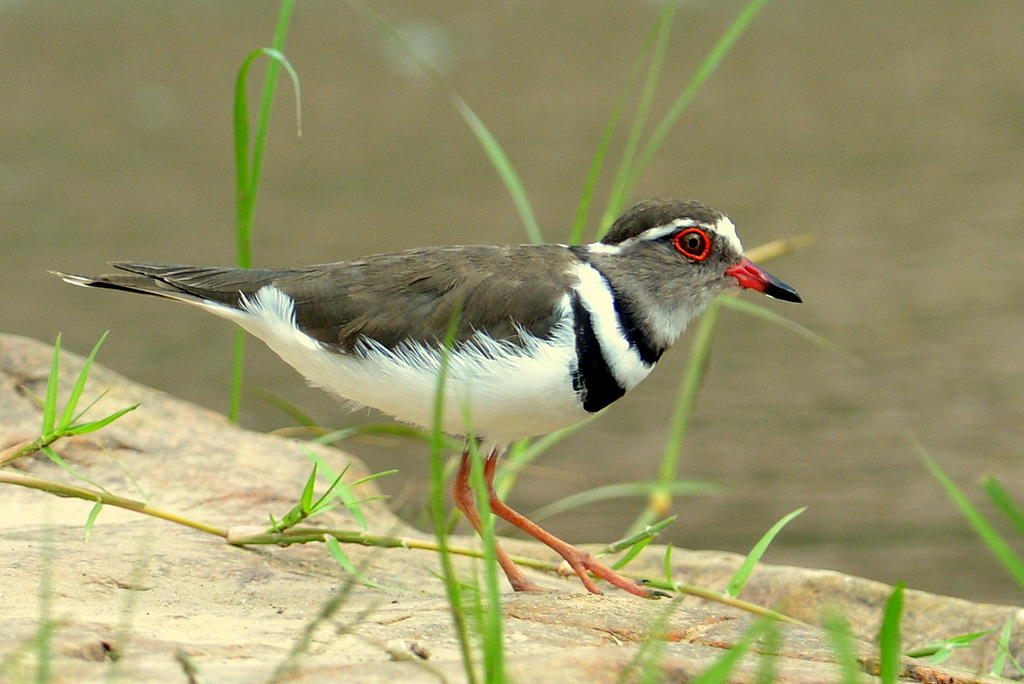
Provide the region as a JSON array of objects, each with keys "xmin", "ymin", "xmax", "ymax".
[
  {"xmin": 275, "ymin": 245, "xmax": 579, "ymax": 351},
  {"xmin": 74, "ymin": 246, "xmax": 580, "ymax": 352}
]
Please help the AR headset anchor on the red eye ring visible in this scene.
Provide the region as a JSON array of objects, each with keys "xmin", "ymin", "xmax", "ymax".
[{"xmin": 673, "ymin": 228, "xmax": 711, "ymax": 261}]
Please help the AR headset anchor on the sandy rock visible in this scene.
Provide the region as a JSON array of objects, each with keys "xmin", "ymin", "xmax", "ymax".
[{"xmin": 0, "ymin": 333, "xmax": 1018, "ymax": 682}]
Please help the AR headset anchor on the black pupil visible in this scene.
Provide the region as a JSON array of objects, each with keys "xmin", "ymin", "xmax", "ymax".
[{"xmin": 685, "ymin": 233, "xmax": 704, "ymax": 253}]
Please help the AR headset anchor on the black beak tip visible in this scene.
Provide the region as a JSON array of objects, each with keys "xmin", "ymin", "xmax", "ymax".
[{"xmin": 765, "ymin": 281, "xmax": 802, "ymax": 304}]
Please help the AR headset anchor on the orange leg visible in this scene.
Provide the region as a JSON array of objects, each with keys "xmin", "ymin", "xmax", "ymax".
[
  {"xmin": 451, "ymin": 449, "xmax": 543, "ymax": 592},
  {"xmin": 481, "ymin": 451, "xmax": 653, "ymax": 598}
]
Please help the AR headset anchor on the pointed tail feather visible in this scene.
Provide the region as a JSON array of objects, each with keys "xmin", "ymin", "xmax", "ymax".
[
  {"xmin": 53, "ymin": 262, "xmax": 291, "ymax": 308},
  {"xmin": 52, "ymin": 269, "xmax": 211, "ymax": 305}
]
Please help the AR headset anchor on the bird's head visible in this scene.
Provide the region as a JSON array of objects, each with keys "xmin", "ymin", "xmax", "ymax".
[{"xmin": 598, "ymin": 198, "xmax": 802, "ymax": 304}]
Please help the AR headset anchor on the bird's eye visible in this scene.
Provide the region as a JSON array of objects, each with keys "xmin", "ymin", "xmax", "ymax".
[{"xmin": 673, "ymin": 228, "xmax": 711, "ymax": 261}]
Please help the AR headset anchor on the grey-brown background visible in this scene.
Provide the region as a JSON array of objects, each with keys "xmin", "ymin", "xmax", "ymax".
[{"xmin": 4, "ymin": 1, "xmax": 1024, "ymax": 603}]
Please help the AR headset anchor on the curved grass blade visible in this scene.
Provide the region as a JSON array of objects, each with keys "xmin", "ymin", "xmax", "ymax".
[
  {"xmin": 568, "ymin": 5, "xmax": 671, "ymax": 244},
  {"xmin": 627, "ymin": 0, "xmax": 773, "ymax": 193},
  {"xmin": 606, "ymin": 517, "xmax": 677, "ymax": 571},
  {"xmin": 350, "ymin": 0, "xmax": 540, "ymax": 245},
  {"xmin": 904, "ymin": 630, "xmax": 991, "ymax": 665},
  {"xmin": 718, "ymin": 297, "xmax": 858, "ymax": 362},
  {"xmin": 606, "ymin": 516, "xmax": 676, "ymax": 554},
  {"xmin": 915, "ymin": 439, "xmax": 1024, "ymax": 589},
  {"xmin": 84, "ymin": 501, "xmax": 104, "ymax": 542},
  {"xmin": 878, "ymin": 582, "xmax": 905, "ymax": 684},
  {"xmin": 990, "ymin": 617, "xmax": 1016, "ymax": 678},
  {"xmin": 42, "ymin": 335, "xmax": 62, "ymax": 436},
  {"xmin": 230, "ymin": 0, "xmax": 300, "ymax": 422},
  {"xmin": 598, "ymin": 0, "xmax": 678, "ymax": 235},
  {"xmin": 530, "ymin": 480, "xmax": 717, "ymax": 523},
  {"xmin": 725, "ymin": 507, "xmax": 805, "ymax": 597},
  {"xmin": 249, "ymin": 386, "xmax": 320, "ymax": 428},
  {"xmin": 609, "ymin": 535, "xmax": 651, "ymax": 572},
  {"xmin": 58, "ymin": 330, "xmax": 109, "ymax": 430},
  {"xmin": 691, "ymin": 615, "xmax": 776, "ymax": 684},
  {"xmin": 822, "ymin": 609, "xmax": 863, "ymax": 684},
  {"xmin": 495, "ymin": 418, "xmax": 594, "ymax": 498},
  {"xmin": 663, "ymin": 543, "xmax": 676, "ymax": 589},
  {"xmin": 301, "ymin": 447, "xmax": 395, "ymax": 531},
  {"xmin": 425, "ymin": 302, "xmax": 478, "ymax": 684},
  {"xmin": 62, "ymin": 404, "xmax": 138, "ymax": 436},
  {"xmin": 982, "ymin": 476, "xmax": 1024, "ymax": 539},
  {"xmin": 629, "ymin": 297, "xmax": 722, "ymax": 535},
  {"xmin": 41, "ymin": 445, "xmax": 111, "ymax": 495},
  {"xmin": 325, "ymin": 535, "xmax": 392, "ymax": 590}
]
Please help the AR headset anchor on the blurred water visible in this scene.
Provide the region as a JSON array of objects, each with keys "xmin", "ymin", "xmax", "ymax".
[{"xmin": 3, "ymin": 1, "xmax": 1024, "ymax": 603}]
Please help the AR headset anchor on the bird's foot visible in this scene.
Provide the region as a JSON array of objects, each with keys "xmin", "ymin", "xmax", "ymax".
[
  {"xmin": 507, "ymin": 576, "xmax": 546, "ymax": 593},
  {"xmin": 556, "ymin": 551, "xmax": 661, "ymax": 598}
]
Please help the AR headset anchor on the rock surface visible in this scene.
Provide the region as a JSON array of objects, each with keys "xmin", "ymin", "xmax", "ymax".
[{"xmin": 0, "ymin": 333, "xmax": 1019, "ymax": 682}]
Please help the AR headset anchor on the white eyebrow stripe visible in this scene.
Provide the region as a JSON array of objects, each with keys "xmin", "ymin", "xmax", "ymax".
[
  {"xmin": 713, "ymin": 216, "xmax": 744, "ymax": 254},
  {"xmin": 593, "ymin": 216, "xmax": 746, "ymax": 255},
  {"xmin": 632, "ymin": 218, "xmax": 702, "ymax": 244}
]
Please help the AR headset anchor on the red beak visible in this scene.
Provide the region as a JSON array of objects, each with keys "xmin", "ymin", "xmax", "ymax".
[{"xmin": 725, "ymin": 258, "xmax": 802, "ymax": 303}]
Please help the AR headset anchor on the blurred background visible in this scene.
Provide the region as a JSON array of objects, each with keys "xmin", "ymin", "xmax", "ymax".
[{"xmin": 3, "ymin": 1, "xmax": 1024, "ymax": 603}]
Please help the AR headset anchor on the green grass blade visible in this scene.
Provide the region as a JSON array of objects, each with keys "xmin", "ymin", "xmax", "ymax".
[
  {"xmin": 904, "ymin": 630, "xmax": 991, "ymax": 664},
  {"xmin": 606, "ymin": 516, "xmax": 676, "ymax": 554},
  {"xmin": 35, "ymin": 533, "xmax": 55, "ymax": 684},
  {"xmin": 309, "ymin": 471, "xmax": 348, "ymax": 513},
  {"xmin": 609, "ymin": 536, "xmax": 651, "ymax": 571},
  {"xmin": 529, "ymin": 480, "xmax": 717, "ymax": 523},
  {"xmin": 718, "ymin": 297, "xmax": 858, "ymax": 361},
  {"xmin": 600, "ymin": 0, "xmax": 678, "ymax": 233},
  {"xmin": 230, "ymin": 0, "xmax": 299, "ymax": 422},
  {"xmin": 300, "ymin": 464, "xmax": 318, "ymax": 510},
  {"xmin": 302, "ymin": 446, "xmax": 395, "ymax": 531},
  {"xmin": 67, "ymin": 387, "xmax": 109, "ymax": 426},
  {"xmin": 426, "ymin": 302, "xmax": 478, "ymax": 684},
  {"xmin": 234, "ymin": 42, "xmax": 300, "ymax": 267},
  {"xmin": 324, "ymin": 535, "xmax": 391, "ymax": 590},
  {"xmin": 629, "ymin": 298, "xmax": 721, "ymax": 535},
  {"xmin": 725, "ymin": 507, "xmax": 805, "ymax": 597},
  {"xmin": 467, "ymin": 440, "xmax": 505, "ymax": 682},
  {"xmin": 352, "ymin": 0, "xmax": 540, "ymax": 244},
  {"xmin": 823, "ymin": 609, "xmax": 864, "ymax": 684},
  {"xmin": 42, "ymin": 335, "xmax": 62, "ymax": 436},
  {"xmin": 754, "ymin": 620, "xmax": 782, "ymax": 684},
  {"xmin": 40, "ymin": 445, "xmax": 111, "ymax": 495},
  {"xmin": 309, "ymin": 422, "xmax": 461, "ymax": 452},
  {"xmin": 878, "ymin": 582, "xmax": 904, "ymax": 684},
  {"xmin": 249, "ymin": 386, "xmax": 320, "ymax": 428},
  {"xmin": 915, "ymin": 440, "xmax": 1024, "ymax": 589},
  {"xmin": 58, "ymin": 331, "xmax": 109, "ymax": 431},
  {"xmin": 84, "ymin": 501, "xmax": 103, "ymax": 542},
  {"xmin": 990, "ymin": 617, "xmax": 1014, "ymax": 677},
  {"xmin": 659, "ymin": 297, "xmax": 720, "ymax": 479},
  {"xmin": 62, "ymin": 404, "xmax": 138, "ymax": 436},
  {"xmin": 268, "ymin": 469, "xmax": 319, "ymax": 531},
  {"xmin": 663, "ymin": 543, "xmax": 676, "ymax": 589},
  {"xmin": 691, "ymin": 616, "xmax": 774, "ymax": 684},
  {"xmin": 628, "ymin": 0, "xmax": 772, "ymax": 191},
  {"xmin": 569, "ymin": 2, "xmax": 676, "ymax": 244},
  {"xmin": 495, "ymin": 419, "xmax": 594, "ymax": 498},
  {"xmin": 982, "ymin": 476, "xmax": 1024, "ymax": 539}
]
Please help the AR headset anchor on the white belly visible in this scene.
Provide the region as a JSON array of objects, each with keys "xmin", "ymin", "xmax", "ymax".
[{"xmin": 208, "ymin": 286, "xmax": 590, "ymax": 447}]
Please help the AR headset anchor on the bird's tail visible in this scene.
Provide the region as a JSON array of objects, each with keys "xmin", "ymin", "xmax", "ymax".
[{"xmin": 54, "ymin": 262, "xmax": 290, "ymax": 308}]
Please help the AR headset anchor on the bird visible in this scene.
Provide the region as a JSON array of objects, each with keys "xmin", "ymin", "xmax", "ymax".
[{"xmin": 56, "ymin": 197, "xmax": 801, "ymax": 598}]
